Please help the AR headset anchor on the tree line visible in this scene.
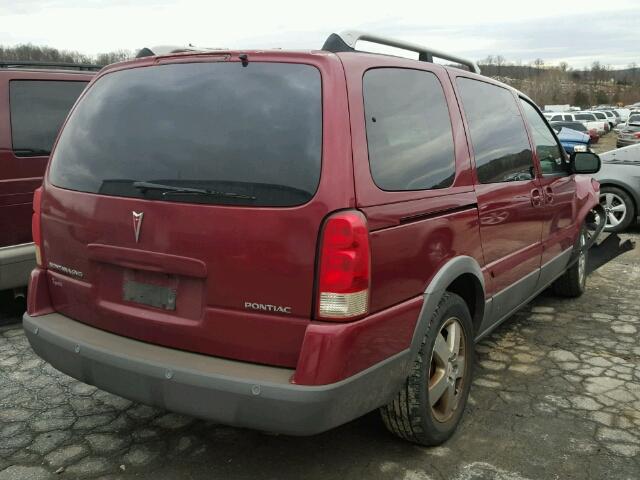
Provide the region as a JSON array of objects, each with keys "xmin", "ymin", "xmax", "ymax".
[
  {"xmin": 0, "ymin": 44, "xmax": 132, "ymax": 66},
  {"xmin": 478, "ymin": 56, "xmax": 640, "ymax": 107}
]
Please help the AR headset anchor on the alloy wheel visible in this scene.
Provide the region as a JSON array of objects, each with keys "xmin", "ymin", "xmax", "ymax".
[
  {"xmin": 600, "ymin": 192, "xmax": 627, "ymax": 229},
  {"xmin": 578, "ymin": 231, "xmax": 587, "ymax": 285},
  {"xmin": 428, "ymin": 317, "xmax": 467, "ymax": 422}
]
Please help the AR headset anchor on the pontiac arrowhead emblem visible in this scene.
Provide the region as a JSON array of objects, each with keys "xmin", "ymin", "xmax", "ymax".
[{"xmin": 132, "ymin": 211, "xmax": 144, "ymax": 243}]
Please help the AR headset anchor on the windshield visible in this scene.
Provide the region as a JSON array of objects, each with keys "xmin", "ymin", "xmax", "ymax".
[{"xmin": 49, "ymin": 61, "xmax": 322, "ymax": 207}]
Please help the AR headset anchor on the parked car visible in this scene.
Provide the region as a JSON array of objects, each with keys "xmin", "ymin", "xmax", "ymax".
[
  {"xmin": 0, "ymin": 61, "xmax": 98, "ymax": 292},
  {"xmin": 616, "ymin": 114, "xmax": 640, "ymax": 148},
  {"xmin": 617, "ymin": 125, "xmax": 640, "ymax": 148},
  {"xmin": 549, "ymin": 122, "xmax": 600, "ymax": 146},
  {"xmin": 593, "ymin": 144, "xmax": 640, "ymax": 232},
  {"xmin": 551, "ymin": 125, "xmax": 590, "ymax": 154},
  {"xmin": 615, "ymin": 108, "xmax": 631, "ymax": 122},
  {"xmin": 547, "ymin": 112, "xmax": 607, "ymax": 135},
  {"xmin": 590, "ymin": 111, "xmax": 613, "ymax": 131},
  {"xmin": 550, "ymin": 120, "xmax": 598, "ymax": 145},
  {"xmin": 601, "ymin": 110, "xmax": 619, "ymax": 128},
  {"xmin": 23, "ymin": 31, "xmax": 601, "ymax": 446}
]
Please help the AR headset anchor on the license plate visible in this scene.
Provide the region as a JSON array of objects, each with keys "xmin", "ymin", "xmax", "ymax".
[{"xmin": 123, "ymin": 279, "xmax": 177, "ymax": 310}]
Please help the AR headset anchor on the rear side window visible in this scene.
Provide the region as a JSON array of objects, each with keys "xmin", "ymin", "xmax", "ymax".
[
  {"xmin": 456, "ymin": 78, "xmax": 533, "ymax": 183},
  {"xmin": 49, "ymin": 62, "xmax": 322, "ymax": 207},
  {"xmin": 363, "ymin": 68, "xmax": 455, "ymax": 191},
  {"xmin": 563, "ymin": 115, "xmax": 573, "ymax": 121},
  {"xmin": 9, "ymin": 80, "xmax": 87, "ymax": 157},
  {"xmin": 575, "ymin": 114, "xmax": 596, "ymax": 121}
]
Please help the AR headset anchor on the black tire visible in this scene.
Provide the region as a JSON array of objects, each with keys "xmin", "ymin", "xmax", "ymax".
[
  {"xmin": 600, "ymin": 186, "xmax": 635, "ymax": 233},
  {"xmin": 552, "ymin": 227, "xmax": 588, "ymax": 297},
  {"xmin": 380, "ymin": 292, "xmax": 474, "ymax": 446}
]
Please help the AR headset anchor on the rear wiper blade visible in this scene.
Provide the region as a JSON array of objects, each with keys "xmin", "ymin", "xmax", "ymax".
[
  {"xmin": 13, "ymin": 148, "xmax": 50, "ymax": 156},
  {"xmin": 132, "ymin": 181, "xmax": 256, "ymax": 200}
]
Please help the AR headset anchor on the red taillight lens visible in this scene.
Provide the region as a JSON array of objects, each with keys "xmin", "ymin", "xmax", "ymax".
[
  {"xmin": 32, "ymin": 187, "xmax": 43, "ymax": 266},
  {"xmin": 634, "ymin": 132, "xmax": 640, "ymax": 139},
  {"xmin": 316, "ymin": 211, "xmax": 370, "ymax": 321}
]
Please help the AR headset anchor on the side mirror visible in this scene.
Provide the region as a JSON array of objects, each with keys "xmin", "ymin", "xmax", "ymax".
[{"xmin": 570, "ymin": 151, "xmax": 601, "ymax": 174}]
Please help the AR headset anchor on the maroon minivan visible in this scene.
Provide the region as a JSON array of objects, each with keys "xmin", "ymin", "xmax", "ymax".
[
  {"xmin": 24, "ymin": 32, "xmax": 601, "ymax": 445},
  {"xmin": 0, "ymin": 61, "xmax": 97, "ymax": 292}
]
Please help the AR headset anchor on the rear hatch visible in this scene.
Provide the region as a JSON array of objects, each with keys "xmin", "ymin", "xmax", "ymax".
[{"xmin": 41, "ymin": 54, "xmax": 351, "ymax": 367}]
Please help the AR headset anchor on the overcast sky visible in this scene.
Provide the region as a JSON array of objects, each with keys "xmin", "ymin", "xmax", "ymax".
[{"xmin": 0, "ymin": 0, "xmax": 638, "ymax": 68}]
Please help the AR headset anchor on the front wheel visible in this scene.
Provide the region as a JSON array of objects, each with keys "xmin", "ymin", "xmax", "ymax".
[
  {"xmin": 552, "ymin": 227, "xmax": 588, "ymax": 297},
  {"xmin": 380, "ymin": 292, "xmax": 474, "ymax": 446}
]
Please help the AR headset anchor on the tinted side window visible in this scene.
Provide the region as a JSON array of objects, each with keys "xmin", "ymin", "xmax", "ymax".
[
  {"xmin": 363, "ymin": 68, "xmax": 455, "ymax": 191},
  {"xmin": 563, "ymin": 115, "xmax": 573, "ymax": 121},
  {"xmin": 456, "ymin": 78, "xmax": 533, "ymax": 183},
  {"xmin": 519, "ymin": 99, "xmax": 568, "ymax": 176},
  {"xmin": 550, "ymin": 115, "xmax": 563, "ymax": 121},
  {"xmin": 9, "ymin": 80, "xmax": 87, "ymax": 156}
]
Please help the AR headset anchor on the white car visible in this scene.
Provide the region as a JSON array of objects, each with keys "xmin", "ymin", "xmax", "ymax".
[
  {"xmin": 589, "ymin": 111, "xmax": 614, "ymax": 130},
  {"xmin": 615, "ymin": 108, "xmax": 631, "ymax": 122},
  {"xmin": 601, "ymin": 110, "xmax": 619, "ymax": 128},
  {"xmin": 546, "ymin": 112, "xmax": 607, "ymax": 135}
]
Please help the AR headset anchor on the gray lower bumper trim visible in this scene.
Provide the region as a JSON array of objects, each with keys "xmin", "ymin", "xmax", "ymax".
[
  {"xmin": 0, "ymin": 243, "xmax": 35, "ymax": 290},
  {"xmin": 23, "ymin": 313, "xmax": 409, "ymax": 436}
]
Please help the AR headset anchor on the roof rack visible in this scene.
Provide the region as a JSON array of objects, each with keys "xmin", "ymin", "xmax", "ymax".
[
  {"xmin": 322, "ymin": 30, "xmax": 481, "ymax": 74},
  {"xmin": 0, "ymin": 60, "xmax": 101, "ymax": 71}
]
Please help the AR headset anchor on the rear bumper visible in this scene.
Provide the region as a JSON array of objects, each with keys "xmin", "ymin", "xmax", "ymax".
[
  {"xmin": 23, "ymin": 312, "xmax": 409, "ymax": 435},
  {"xmin": 0, "ymin": 242, "xmax": 35, "ymax": 290}
]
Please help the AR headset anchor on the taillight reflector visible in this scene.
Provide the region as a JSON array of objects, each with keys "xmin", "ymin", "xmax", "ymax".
[
  {"xmin": 316, "ymin": 211, "xmax": 370, "ymax": 321},
  {"xmin": 32, "ymin": 187, "xmax": 43, "ymax": 266}
]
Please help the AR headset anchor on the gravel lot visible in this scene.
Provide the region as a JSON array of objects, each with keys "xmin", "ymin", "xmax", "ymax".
[{"xmin": 1, "ymin": 136, "xmax": 638, "ymax": 479}]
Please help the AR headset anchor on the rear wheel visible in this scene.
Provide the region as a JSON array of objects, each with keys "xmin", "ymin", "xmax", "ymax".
[
  {"xmin": 380, "ymin": 292, "xmax": 474, "ymax": 445},
  {"xmin": 552, "ymin": 227, "xmax": 588, "ymax": 297},
  {"xmin": 599, "ymin": 186, "xmax": 634, "ymax": 233}
]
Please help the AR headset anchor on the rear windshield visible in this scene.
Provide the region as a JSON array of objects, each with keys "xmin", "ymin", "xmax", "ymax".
[{"xmin": 49, "ymin": 62, "xmax": 322, "ymax": 207}]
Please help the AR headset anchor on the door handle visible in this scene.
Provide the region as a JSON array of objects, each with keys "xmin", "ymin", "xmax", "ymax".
[
  {"xmin": 531, "ymin": 188, "xmax": 542, "ymax": 207},
  {"xmin": 544, "ymin": 186, "xmax": 554, "ymax": 204}
]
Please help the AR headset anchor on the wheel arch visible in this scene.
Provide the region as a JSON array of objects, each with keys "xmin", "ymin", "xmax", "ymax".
[{"xmin": 409, "ymin": 256, "xmax": 486, "ymax": 359}]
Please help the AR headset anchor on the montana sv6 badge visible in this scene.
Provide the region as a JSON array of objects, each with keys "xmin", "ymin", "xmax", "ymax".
[
  {"xmin": 244, "ymin": 302, "xmax": 292, "ymax": 314},
  {"xmin": 48, "ymin": 262, "xmax": 84, "ymax": 279}
]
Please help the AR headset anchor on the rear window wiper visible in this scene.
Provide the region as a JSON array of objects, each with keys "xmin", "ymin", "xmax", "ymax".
[
  {"xmin": 132, "ymin": 181, "xmax": 256, "ymax": 200},
  {"xmin": 13, "ymin": 148, "xmax": 50, "ymax": 157}
]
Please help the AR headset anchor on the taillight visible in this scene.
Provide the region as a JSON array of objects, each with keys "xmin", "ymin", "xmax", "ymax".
[
  {"xmin": 634, "ymin": 132, "xmax": 640, "ymax": 139},
  {"xmin": 316, "ymin": 210, "xmax": 370, "ymax": 321},
  {"xmin": 32, "ymin": 187, "xmax": 43, "ymax": 266}
]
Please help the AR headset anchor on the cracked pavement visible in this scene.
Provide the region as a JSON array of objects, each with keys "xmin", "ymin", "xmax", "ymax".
[{"xmin": 0, "ymin": 229, "xmax": 639, "ymax": 480}]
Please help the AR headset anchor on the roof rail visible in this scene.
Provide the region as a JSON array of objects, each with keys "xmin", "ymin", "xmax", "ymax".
[
  {"xmin": 322, "ymin": 30, "xmax": 481, "ymax": 74},
  {"xmin": 0, "ymin": 60, "xmax": 101, "ymax": 71}
]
